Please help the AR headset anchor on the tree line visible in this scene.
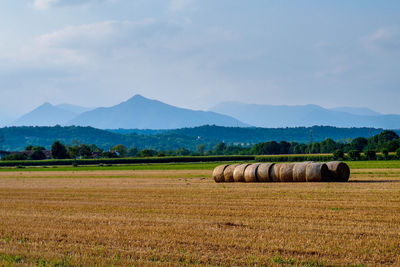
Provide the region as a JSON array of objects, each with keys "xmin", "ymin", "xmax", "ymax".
[{"xmin": 1, "ymin": 130, "xmax": 399, "ymax": 161}]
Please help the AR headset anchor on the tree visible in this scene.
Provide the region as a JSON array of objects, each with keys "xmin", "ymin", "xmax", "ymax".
[
  {"xmin": 196, "ymin": 144, "xmax": 206, "ymax": 155},
  {"xmin": 28, "ymin": 150, "xmax": 46, "ymax": 160},
  {"xmin": 382, "ymin": 148, "xmax": 389, "ymax": 159},
  {"xmin": 351, "ymin": 137, "xmax": 368, "ymax": 151},
  {"xmin": 140, "ymin": 149, "xmax": 156, "ymax": 157},
  {"xmin": 279, "ymin": 141, "xmax": 291, "ymax": 154},
  {"xmin": 67, "ymin": 145, "xmax": 80, "ymax": 159},
  {"xmin": 348, "ymin": 150, "xmax": 361, "ymax": 161},
  {"xmin": 320, "ymin": 138, "xmax": 337, "ymax": 153},
  {"xmin": 127, "ymin": 147, "xmax": 139, "ymax": 157},
  {"xmin": 25, "ymin": 145, "xmax": 33, "ymax": 151},
  {"xmin": 293, "ymin": 144, "xmax": 306, "ymax": 154},
  {"xmin": 365, "ymin": 150, "xmax": 376, "ymax": 160},
  {"xmin": 396, "ymin": 148, "xmax": 400, "ymax": 159},
  {"xmin": 51, "ymin": 141, "xmax": 68, "ymax": 159},
  {"xmin": 213, "ymin": 142, "xmax": 226, "ymax": 154},
  {"xmin": 333, "ymin": 149, "xmax": 344, "ymax": 160},
  {"xmin": 113, "ymin": 144, "xmax": 128, "ymax": 157},
  {"xmin": 79, "ymin": 144, "xmax": 92, "ymax": 158},
  {"xmin": 253, "ymin": 141, "xmax": 280, "ymax": 155}
]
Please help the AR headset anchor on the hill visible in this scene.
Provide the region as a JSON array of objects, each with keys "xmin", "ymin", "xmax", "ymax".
[
  {"xmin": 12, "ymin": 103, "xmax": 92, "ymax": 126},
  {"xmin": 1, "ymin": 125, "xmax": 399, "ymax": 152},
  {"xmin": 210, "ymin": 102, "xmax": 400, "ymax": 128},
  {"xmin": 68, "ymin": 95, "xmax": 248, "ymax": 129}
]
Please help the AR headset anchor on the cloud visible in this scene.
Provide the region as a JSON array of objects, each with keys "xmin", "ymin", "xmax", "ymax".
[
  {"xmin": 33, "ymin": 0, "xmax": 107, "ymax": 9},
  {"xmin": 169, "ymin": 0, "xmax": 193, "ymax": 12},
  {"xmin": 365, "ymin": 28, "xmax": 400, "ymax": 52}
]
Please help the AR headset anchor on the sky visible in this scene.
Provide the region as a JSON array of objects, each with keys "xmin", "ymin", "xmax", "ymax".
[{"xmin": 1, "ymin": 0, "xmax": 400, "ymax": 124}]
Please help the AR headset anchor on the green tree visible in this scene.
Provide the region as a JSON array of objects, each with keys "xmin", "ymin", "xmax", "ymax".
[
  {"xmin": 140, "ymin": 149, "xmax": 156, "ymax": 157},
  {"xmin": 396, "ymin": 148, "xmax": 400, "ymax": 159},
  {"xmin": 350, "ymin": 137, "xmax": 368, "ymax": 151},
  {"xmin": 79, "ymin": 144, "xmax": 92, "ymax": 158},
  {"xmin": 51, "ymin": 141, "xmax": 68, "ymax": 159},
  {"xmin": 253, "ymin": 141, "xmax": 280, "ymax": 155},
  {"xmin": 333, "ymin": 149, "xmax": 344, "ymax": 160},
  {"xmin": 348, "ymin": 150, "xmax": 361, "ymax": 161},
  {"xmin": 67, "ymin": 145, "xmax": 80, "ymax": 159},
  {"xmin": 213, "ymin": 142, "xmax": 226, "ymax": 154},
  {"xmin": 127, "ymin": 147, "xmax": 138, "ymax": 157},
  {"xmin": 196, "ymin": 144, "xmax": 206, "ymax": 155},
  {"xmin": 365, "ymin": 150, "xmax": 377, "ymax": 160},
  {"xmin": 28, "ymin": 150, "xmax": 46, "ymax": 160},
  {"xmin": 320, "ymin": 138, "xmax": 337, "ymax": 153},
  {"xmin": 113, "ymin": 144, "xmax": 128, "ymax": 157},
  {"xmin": 293, "ymin": 144, "xmax": 306, "ymax": 154}
]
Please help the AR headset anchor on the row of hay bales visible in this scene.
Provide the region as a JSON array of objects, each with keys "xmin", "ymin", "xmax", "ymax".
[{"xmin": 213, "ymin": 161, "xmax": 350, "ymax": 183}]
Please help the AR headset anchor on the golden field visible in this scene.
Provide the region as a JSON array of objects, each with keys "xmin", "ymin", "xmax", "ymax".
[{"xmin": 0, "ymin": 167, "xmax": 400, "ymax": 266}]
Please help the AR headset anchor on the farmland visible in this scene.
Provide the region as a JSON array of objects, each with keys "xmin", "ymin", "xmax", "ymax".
[{"xmin": 0, "ymin": 161, "xmax": 399, "ymax": 266}]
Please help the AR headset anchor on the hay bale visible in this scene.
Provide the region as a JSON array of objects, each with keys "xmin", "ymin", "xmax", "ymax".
[
  {"xmin": 279, "ymin": 163, "xmax": 295, "ymax": 182},
  {"xmin": 293, "ymin": 162, "xmax": 314, "ymax": 182},
  {"xmin": 244, "ymin": 163, "xmax": 261, "ymax": 183},
  {"xmin": 213, "ymin": 164, "xmax": 229, "ymax": 183},
  {"xmin": 270, "ymin": 163, "xmax": 283, "ymax": 182},
  {"xmin": 326, "ymin": 161, "xmax": 350, "ymax": 182},
  {"xmin": 306, "ymin": 163, "xmax": 329, "ymax": 182},
  {"xmin": 223, "ymin": 164, "xmax": 239, "ymax": 183},
  {"xmin": 233, "ymin": 164, "xmax": 251, "ymax": 182},
  {"xmin": 257, "ymin": 163, "xmax": 275, "ymax": 182}
]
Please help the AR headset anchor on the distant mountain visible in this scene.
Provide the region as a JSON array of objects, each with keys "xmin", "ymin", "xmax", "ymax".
[
  {"xmin": 68, "ymin": 94, "xmax": 248, "ymax": 129},
  {"xmin": 12, "ymin": 103, "xmax": 92, "ymax": 127},
  {"xmin": 210, "ymin": 102, "xmax": 400, "ymax": 129},
  {"xmin": 329, "ymin": 107, "xmax": 381, "ymax": 116},
  {"xmin": 56, "ymin": 104, "xmax": 93, "ymax": 114}
]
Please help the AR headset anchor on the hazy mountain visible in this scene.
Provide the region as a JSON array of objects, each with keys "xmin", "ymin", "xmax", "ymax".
[
  {"xmin": 56, "ymin": 104, "xmax": 93, "ymax": 114},
  {"xmin": 69, "ymin": 94, "xmax": 248, "ymax": 129},
  {"xmin": 330, "ymin": 107, "xmax": 381, "ymax": 116},
  {"xmin": 12, "ymin": 103, "xmax": 78, "ymax": 126},
  {"xmin": 12, "ymin": 103, "xmax": 93, "ymax": 126},
  {"xmin": 210, "ymin": 102, "xmax": 400, "ymax": 129}
]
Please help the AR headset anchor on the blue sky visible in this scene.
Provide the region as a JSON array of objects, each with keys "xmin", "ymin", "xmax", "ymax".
[{"xmin": 1, "ymin": 0, "xmax": 400, "ymax": 123}]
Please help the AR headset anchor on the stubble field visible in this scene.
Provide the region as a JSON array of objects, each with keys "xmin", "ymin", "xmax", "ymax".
[{"xmin": 0, "ymin": 162, "xmax": 400, "ymax": 266}]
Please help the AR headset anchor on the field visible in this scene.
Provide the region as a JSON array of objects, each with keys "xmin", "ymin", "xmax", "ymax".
[{"xmin": 0, "ymin": 161, "xmax": 399, "ymax": 266}]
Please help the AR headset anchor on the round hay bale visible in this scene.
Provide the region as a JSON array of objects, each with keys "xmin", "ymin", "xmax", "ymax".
[
  {"xmin": 244, "ymin": 163, "xmax": 261, "ymax": 183},
  {"xmin": 306, "ymin": 163, "xmax": 329, "ymax": 182},
  {"xmin": 233, "ymin": 164, "xmax": 251, "ymax": 182},
  {"xmin": 293, "ymin": 162, "xmax": 314, "ymax": 182},
  {"xmin": 223, "ymin": 164, "xmax": 240, "ymax": 183},
  {"xmin": 213, "ymin": 164, "xmax": 229, "ymax": 183},
  {"xmin": 279, "ymin": 163, "xmax": 295, "ymax": 182},
  {"xmin": 257, "ymin": 163, "xmax": 275, "ymax": 182},
  {"xmin": 270, "ymin": 163, "xmax": 283, "ymax": 182},
  {"xmin": 326, "ymin": 161, "xmax": 350, "ymax": 182}
]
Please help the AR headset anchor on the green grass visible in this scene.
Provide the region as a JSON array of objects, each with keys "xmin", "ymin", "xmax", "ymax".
[
  {"xmin": 0, "ymin": 160, "xmax": 398, "ymax": 172},
  {"xmin": 0, "ymin": 162, "xmax": 231, "ymax": 172}
]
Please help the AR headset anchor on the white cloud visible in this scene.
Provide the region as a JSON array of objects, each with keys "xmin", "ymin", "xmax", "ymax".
[
  {"xmin": 169, "ymin": 0, "xmax": 193, "ymax": 12},
  {"xmin": 33, "ymin": 0, "xmax": 107, "ymax": 9},
  {"xmin": 365, "ymin": 28, "xmax": 400, "ymax": 52}
]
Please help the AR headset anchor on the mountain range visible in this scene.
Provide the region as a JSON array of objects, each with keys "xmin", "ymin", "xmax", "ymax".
[
  {"xmin": 9, "ymin": 95, "xmax": 400, "ymax": 129},
  {"xmin": 11, "ymin": 95, "xmax": 247, "ymax": 129},
  {"xmin": 210, "ymin": 102, "xmax": 400, "ymax": 129}
]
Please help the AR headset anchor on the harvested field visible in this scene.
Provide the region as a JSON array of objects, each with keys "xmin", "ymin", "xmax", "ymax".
[{"xmin": 0, "ymin": 167, "xmax": 400, "ymax": 266}]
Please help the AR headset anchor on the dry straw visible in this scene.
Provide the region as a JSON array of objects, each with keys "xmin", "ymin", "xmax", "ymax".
[
  {"xmin": 327, "ymin": 161, "xmax": 350, "ymax": 182},
  {"xmin": 270, "ymin": 163, "xmax": 283, "ymax": 182},
  {"xmin": 244, "ymin": 163, "xmax": 261, "ymax": 183},
  {"xmin": 233, "ymin": 164, "xmax": 251, "ymax": 182},
  {"xmin": 213, "ymin": 164, "xmax": 229, "ymax": 183},
  {"xmin": 257, "ymin": 163, "xmax": 275, "ymax": 182},
  {"xmin": 293, "ymin": 162, "xmax": 314, "ymax": 182},
  {"xmin": 223, "ymin": 164, "xmax": 239, "ymax": 183},
  {"xmin": 306, "ymin": 163, "xmax": 329, "ymax": 182},
  {"xmin": 279, "ymin": 163, "xmax": 295, "ymax": 182}
]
